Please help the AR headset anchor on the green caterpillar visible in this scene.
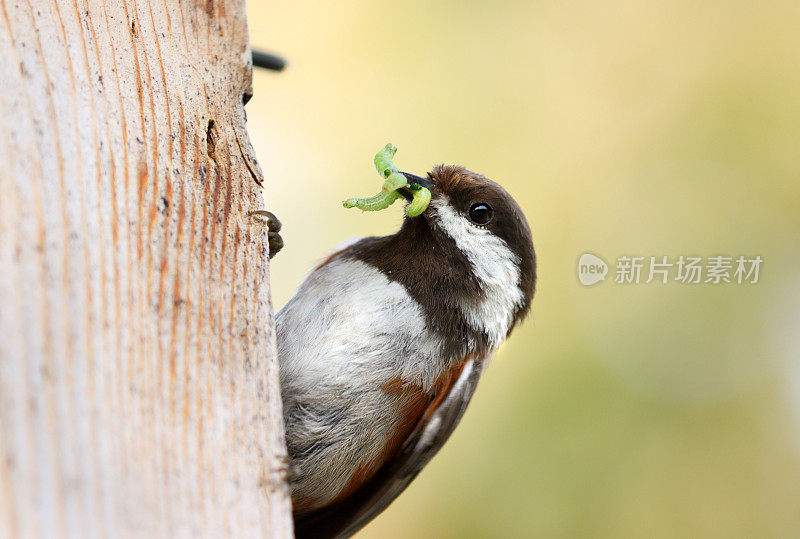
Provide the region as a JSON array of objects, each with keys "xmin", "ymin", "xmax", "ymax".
[
  {"xmin": 342, "ymin": 143, "xmax": 432, "ymax": 217},
  {"xmin": 405, "ymin": 184, "xmax": 431, "ymax": 217},
  {"xmin": 374, "ymin": 143, "xmax": 400, "ymax": 179},
  {"xmin": 343, "ymin": 189, "xmax": 402, "ymax": 211}
]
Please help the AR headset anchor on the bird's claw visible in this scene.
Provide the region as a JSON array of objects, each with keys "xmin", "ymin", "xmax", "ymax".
[{"xmin": 249, "ymin": 210, "xmax": 284, "ymax": 259}]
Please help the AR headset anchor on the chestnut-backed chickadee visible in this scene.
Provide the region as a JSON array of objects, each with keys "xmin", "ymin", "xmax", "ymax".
[{"xmin": 275, "ymin": 165, "xmax": 536, "ymax": 537}]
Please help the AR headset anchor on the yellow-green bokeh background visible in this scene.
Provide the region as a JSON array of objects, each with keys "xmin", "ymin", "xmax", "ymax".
[{"xmin": 248, "ymin": 2, "xmax": 800, "ymax": 537}]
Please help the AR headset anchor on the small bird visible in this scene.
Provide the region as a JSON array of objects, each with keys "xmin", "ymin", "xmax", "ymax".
[{"xmin": 276, "ymin": 165, "xmax": 536, "ymax": 537}]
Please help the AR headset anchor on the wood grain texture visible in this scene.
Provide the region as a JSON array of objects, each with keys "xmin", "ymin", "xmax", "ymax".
[{"xmin": 0, "ymin": 0, "xmax": 293, "ymax": 536}]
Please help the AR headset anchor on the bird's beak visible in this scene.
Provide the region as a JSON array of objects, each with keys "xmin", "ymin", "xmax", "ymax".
[{"xmin": 397, "ymin": 172, "xmax": 435, "ymax": 202}]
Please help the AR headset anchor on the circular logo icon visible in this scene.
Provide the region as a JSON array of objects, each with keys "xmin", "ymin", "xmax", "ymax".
[{"xmin": 577, "ymin": 253, "xmax": 608, "ymax": 286}]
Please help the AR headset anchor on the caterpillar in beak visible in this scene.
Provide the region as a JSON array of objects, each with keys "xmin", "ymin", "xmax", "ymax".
[{"xmin": 343, "ymin": 143, "xmax": 432, "ymax": 217}]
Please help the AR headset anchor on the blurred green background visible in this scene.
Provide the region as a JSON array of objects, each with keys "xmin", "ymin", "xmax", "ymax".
[{"xmin": 248, "ymin": 1, "xmax": 800, "ymax": 537}]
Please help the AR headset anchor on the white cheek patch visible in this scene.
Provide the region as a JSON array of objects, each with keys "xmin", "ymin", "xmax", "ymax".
[{"xmin": 432, "ymin": 199, "xmax": 524, "ymax": 348}]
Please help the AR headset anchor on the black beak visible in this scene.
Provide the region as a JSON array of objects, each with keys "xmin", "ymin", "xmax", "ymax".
[{"xmin": 397, "ymin": 172, "xmax": 435, "ymax": 202}]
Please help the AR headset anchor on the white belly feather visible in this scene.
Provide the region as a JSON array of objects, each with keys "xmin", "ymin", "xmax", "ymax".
[{"xmin": 277, "ymin": 258, "xmax": 444, "ymax": 508}]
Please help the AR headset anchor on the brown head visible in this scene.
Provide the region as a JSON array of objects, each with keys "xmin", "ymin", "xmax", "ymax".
[{"xmin": 350, "ymin": 165, "xmax": 536, "ymax": 359}]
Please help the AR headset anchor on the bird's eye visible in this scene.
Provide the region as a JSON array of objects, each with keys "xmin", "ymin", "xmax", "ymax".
[{"xmin": 468, "ymin": 202, "xmax": 493, "ymax": 225}]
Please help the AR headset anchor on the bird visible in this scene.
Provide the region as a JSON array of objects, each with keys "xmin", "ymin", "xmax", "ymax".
[{"xmin": 274, "ymin": 164, "xmax": 536, "ymax": 537}]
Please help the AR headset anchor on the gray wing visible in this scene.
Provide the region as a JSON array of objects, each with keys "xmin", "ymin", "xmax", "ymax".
[{"xmin": 292, "ymin": 357, "xmax": 484, "ymax": 539}]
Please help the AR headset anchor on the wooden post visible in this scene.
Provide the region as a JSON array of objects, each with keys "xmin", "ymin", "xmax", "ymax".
[{"xmin": 0, "ymin": 0, "xmax": 293, "ymax": 536}]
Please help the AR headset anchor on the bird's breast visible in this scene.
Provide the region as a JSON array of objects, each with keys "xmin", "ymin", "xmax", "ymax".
[
  {"xmin": 277, "ymin": 257, "xmax": 451, "ymax": 392},
  {"xmin": 277, "ymin": 257, "xmax": 460, "ymax": 510}
]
